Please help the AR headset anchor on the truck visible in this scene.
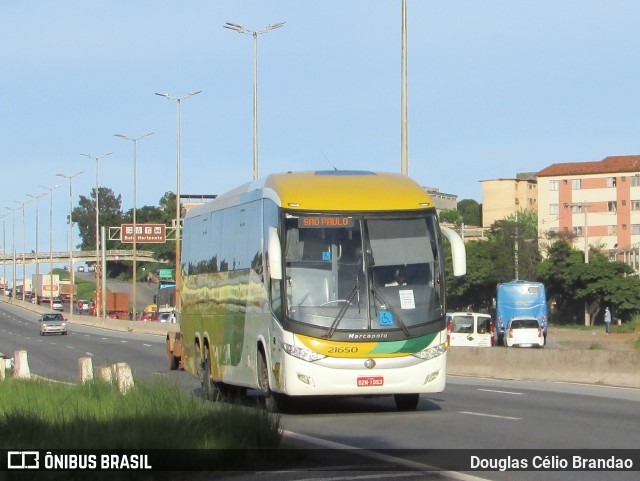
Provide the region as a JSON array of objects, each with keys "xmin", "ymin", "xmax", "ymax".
[
  {"xmin": 106, "ymin": 292, "xmax": 130, "ymax": 320},
  {"xmin": 59, "ymin": 280, "xmax": 77, "ymax": 302},
  {"xmin": 32, "ymin": 274, "xmax": 60, "ymax": 303},
  {"xmin": 495, "ymin": 280, "xmax": 548, "ymax": 345}
]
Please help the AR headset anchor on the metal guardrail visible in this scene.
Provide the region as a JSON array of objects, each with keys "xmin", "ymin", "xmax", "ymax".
[{"xmin": 0, "ymin": 250, "xmax": 166, "ymax": 265}]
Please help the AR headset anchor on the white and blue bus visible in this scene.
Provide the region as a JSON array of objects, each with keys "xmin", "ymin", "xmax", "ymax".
[
  {"xmin": 166, "ymin": 171, "xmax": 466, "ymax": 411},
  {"xmin": 495, "ymin": 280, "xmax": 548, "ymax": 345}
]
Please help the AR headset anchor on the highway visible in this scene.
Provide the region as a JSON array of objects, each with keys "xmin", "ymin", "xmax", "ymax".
[{"xmin": 1, "ymin": 302, "xmax": 639, "ymax": 481}]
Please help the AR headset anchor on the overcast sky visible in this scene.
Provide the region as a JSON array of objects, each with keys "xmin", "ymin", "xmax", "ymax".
[{"xmin": 2, "ymin": 1, "xmax": 640, "ymax": 266}]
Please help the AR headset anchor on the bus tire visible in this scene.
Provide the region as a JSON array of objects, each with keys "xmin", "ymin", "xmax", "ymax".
[
  {"xmin": 197, "ymin": 342, "xmax": 220, "ymax": 402},
  {"xmin": 258, "ymin": 352, "xmax": 287, "ymax": 413},
  {"xmin": 394, "ymin": 393, "xmax": 419, "ymax": 411},
  {"xmin": 166, "ymin": 337, "xmax": 179, "ymax": 370}
]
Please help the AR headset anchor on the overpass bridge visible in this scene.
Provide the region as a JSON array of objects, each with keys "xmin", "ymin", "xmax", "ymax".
[{"xmin": 0, "ymin": 250, "xmax": 166, "ymax": 265}]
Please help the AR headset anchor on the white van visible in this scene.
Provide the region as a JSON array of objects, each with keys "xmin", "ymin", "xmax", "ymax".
[{"xmin": 447, "ymin": 312, "xmax": 494, "ymax": 347}]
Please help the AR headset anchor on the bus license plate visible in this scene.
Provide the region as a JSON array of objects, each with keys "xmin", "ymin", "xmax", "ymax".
[{"xmin": 357, "ymin": 376, "xmax": 384, "ymax": 387}]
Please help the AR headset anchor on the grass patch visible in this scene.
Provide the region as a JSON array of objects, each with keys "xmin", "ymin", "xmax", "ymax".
[
  {"xmin": 588, "ymin": 343, "xmax": 602, "ymax": 350},
  {"xmin": 0, "ymin": 378, "xmax": 281, "ymax": 450},
  {"xmin": 613, "ymin": 315, "xmax": 640, "ymax": 334}
]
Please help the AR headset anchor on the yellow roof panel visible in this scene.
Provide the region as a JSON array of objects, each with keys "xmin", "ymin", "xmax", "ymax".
[{"xmin": 263, "ymin": 171, "xmax": 434, "ymax": 211}]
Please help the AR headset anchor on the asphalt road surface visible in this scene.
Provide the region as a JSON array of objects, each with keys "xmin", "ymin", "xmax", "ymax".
[{"xmin": 1, "ymin": 302, "xmax": 639, "ymax": 481}]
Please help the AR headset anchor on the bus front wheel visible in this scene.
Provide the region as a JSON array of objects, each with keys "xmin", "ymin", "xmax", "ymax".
[{"xmin": 258, "ymin": 352, "xmax": 289, "ymax": 412}]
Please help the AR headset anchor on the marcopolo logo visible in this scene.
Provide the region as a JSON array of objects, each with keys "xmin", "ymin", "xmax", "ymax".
[{"xmin": 8, "ymin": 451, "xmax": 40, "ymax": 469}]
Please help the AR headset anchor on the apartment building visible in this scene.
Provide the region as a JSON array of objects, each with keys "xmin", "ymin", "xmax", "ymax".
[
  {"xmin": 537, "ymin": 155, "xmax": 640, "ymax": 263},
  {"xmin": 480, "ymin": 174, "xmax": 538, "ymax": 227}
]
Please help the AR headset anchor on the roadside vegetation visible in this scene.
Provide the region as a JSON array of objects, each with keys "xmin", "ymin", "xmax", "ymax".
[{"xmin": 0, "ymin": 377, "xmax": 281, "ymax": 450}]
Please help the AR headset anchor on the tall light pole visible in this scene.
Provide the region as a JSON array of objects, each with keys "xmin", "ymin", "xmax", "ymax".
[
  {"xmin": 4, "ymin": 207, "xmax": 17, "ymax": 303},
  {"xmin": 401, "ymin": 0, "xmax": 409, "ymax": 176},
  {"xmin": 115, "ymin": 132, "xmax": 154, "ymax": 322},
  {"xmin": 13, "ymin": 199, "xmax": 32, "ymax": 302},
  {"xmin": 224, "ymin": 21, "xmax": 285, "ymax": 180},
  {"xmin": 40, "ymin": 183, "xmax": 61, "ymax": 310},
  {"xmin": 155, "ymin": 90, "xmax": 201, "ymax": 315},
  {"xmin": 57, "ymin": 171, "xmax": 84, "ymax": 318},
  {"xmin": 27, "ymin": 193, "xmax": 46, "ymax": 302},
  {"xmin": 81, "ymin": 152, "xmax": 112, "ymax": 318},
  {"xmin": 1, "ymin": 213, "xmax": 6, "ymax": 297}
]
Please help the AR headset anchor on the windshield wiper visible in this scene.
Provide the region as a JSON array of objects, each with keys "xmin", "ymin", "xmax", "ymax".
[
  {"xmin": 371, "ymin": 287, "xmax": 411, "ymax": 337},
  {"xmin": 324, "ymin": 276, "xmax": 360, "ymax": 339}
]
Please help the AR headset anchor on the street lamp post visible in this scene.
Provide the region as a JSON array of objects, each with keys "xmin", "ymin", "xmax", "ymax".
[
  {"xmin": 39, "ymin": 184, "xmax": 61, "ymax": 310},
  {"xmin": 4, "ymin": 207, "xmax": 17, "ymax": 303},
  {"xmin": 57, "ymin": 171, "xmax": 84, "ymax": 318},
  {"xmin": 224, "ymin": 21, "xmax": 284, "ymax": 180},
  {"xmin": 115, "ymin": 132, "xmax": 154, "ymax": 323},
  {"xmin": 27, "ymin": 193, "xmax": 46, "ymax": 303},
  {"xmin": 13, "ymin": 199, "xmax": 32, "ymax": 302},
  {"xmin": 81, "ymin": 152, "xmax": 112, "ymax": 318},
  {"xmin": 401, "ymin": 0, "xmax": 409, "ymax": 176},
  {"xmin": 155, "ymin": 90, "xmax": 201, "ymax": 315},
  {"xmin": 1, "ymin": 213, "xmax": 7, "ymax": 296}
]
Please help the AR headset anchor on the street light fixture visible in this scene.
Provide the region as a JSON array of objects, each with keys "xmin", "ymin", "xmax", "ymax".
[
  {"xmin": 57, "ymin": 171, "xmax": 84, "ymax": 317},
  {"xmin": 81, "ymin": 152, "xmax": 112, "ymax": 318},
  {"xmin": 39, "ymin": 183, "xmax": 61, "ymax": 310},
  {"xmin": 115, "ymin": 132, "xmax": 154, "ymax": 323},
  {"xmin": 26, "ymin": 192, "xmax": 47, "ymax": 302},
  {"xmin": 4, "ymin": 207, "xmax": 17, "ymax": 302},
  {"xmin": 155, "ymin": 90, "xmax": 201, "ymax": 315},
  {"xmin": 224, "ymin": 21, "xmax": 285, "ymax": 180},
  {"xmin": 13, "ymin": 199, "xmax": 33, "ymax": 302}
]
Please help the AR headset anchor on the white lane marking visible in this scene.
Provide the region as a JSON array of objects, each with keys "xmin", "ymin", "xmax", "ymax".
[
  {"xmin": 66, "ymin": 346, "xmax": 75, "ymax": 349},
  {"xmin": 143, "ymin": 343, "xmax": 152, "ymax": 347},
  {"xmin": 282, "ymin": 430, "xmax": 487, "ymax": 481},
  {"xmin": 478, "ymin": 388, "xmax": 523, "ymax": 395},
  {"xmin": 85, "ymin": 352, "xmax": 94, "ymax": 356},
  {"xmin": 459, "ymin": 411, "xmax": 521, "ymax": 420},
  {"xmin": 293, "ymin": 473, "xmax": 428, "ymax": 480},
  {"xmin": 101, "ymin": 337, "xmax": 108, "ymax": 340},
  {"xmin": 120, "ymin": 340, "xmax": 128, "ymax": 343}
]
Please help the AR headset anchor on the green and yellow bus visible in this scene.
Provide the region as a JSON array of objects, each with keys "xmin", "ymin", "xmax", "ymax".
[{"xmin": 167, "ymin": 170, "xmax": 466, "ymax": 411}]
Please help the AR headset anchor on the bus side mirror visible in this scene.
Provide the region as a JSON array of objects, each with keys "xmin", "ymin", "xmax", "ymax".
[
  {"xmin": 441, "ymin": 226, "xmax": 467, "ymax": 276},
  {"xmin": 268, "ymin": 227, "xmax": 283, "ymax": 280}
]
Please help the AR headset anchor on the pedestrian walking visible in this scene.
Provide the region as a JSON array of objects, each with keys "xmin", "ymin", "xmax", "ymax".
[{"xmin": 604, "ymin": 307, "xmax": 612, "ymax": 334}]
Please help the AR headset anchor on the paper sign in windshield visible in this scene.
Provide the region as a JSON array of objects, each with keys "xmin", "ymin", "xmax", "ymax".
[{"xmin": 399, "ymin": 289, "xmax": 415, "ymax": 309}]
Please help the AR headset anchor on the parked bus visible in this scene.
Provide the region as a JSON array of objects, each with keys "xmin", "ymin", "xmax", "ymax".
[
  {"xmin": 495, "ymin": 280, "xmax": 548, "ymax": 345},
  {"xmin": 166, "ymin": 171, "xmax": 466, "ymax": 411}
]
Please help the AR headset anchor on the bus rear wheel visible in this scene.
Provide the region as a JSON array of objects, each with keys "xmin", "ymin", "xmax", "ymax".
[
  {"xmin": 394, "ymin": 393, "xmax": 419, "ymax": 411},
  {"xmin": 196, "ymin": 343, "xmax": 220, "ymax": 402}
]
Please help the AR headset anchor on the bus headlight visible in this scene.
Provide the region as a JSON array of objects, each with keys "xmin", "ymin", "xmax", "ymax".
[
  {"xmin": 282, "ymin": 342, "xmax": 326, "ymax": 362},
  {"xmin": 411, "ymin": 342, "xmax": 447, "ymax": 361}
]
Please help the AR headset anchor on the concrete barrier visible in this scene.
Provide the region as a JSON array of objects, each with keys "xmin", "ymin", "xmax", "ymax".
[
  {"xmin": 13, "ymin": 350, "xmax": 31, "ymax": 379},
  {"xmin": 79, "ymin": 357, "xmax": 94, "ymax": 383},
  {"xmin": 447, "ymin": 347, "xmax": 640, "ymax": 388}
]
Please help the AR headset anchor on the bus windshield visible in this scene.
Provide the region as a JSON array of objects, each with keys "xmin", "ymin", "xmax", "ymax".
[{"xmin": 283, "ymin": 213, "xmax": 444, "ymax": 335}]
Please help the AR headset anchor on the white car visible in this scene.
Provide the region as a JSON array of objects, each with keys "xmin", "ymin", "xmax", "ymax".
[
  {"xmin": 158, "ymin": 312, "xmax": 176, "ymax": 323},
  {"xmin": 52, "ymin": 298, "xmax": 64, "ymax": 311},
  {"xmin": 447, "ymin": 312, "xmax": 494, "ymax": 347},
  {"xmin": 39, "ymin": 312, "xmax": 67, "ymax": 336},
  {"xmin": 505, "ymin": 317, "xmax": 545, "ymax": 348}
]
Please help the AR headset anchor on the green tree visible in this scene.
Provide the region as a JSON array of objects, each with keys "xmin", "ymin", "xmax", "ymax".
[
  {"xmin": 439, "ymin": 209, "xmax": 462, "ymax": 224},
  {"xmin": 72, "ymin": 188, "xmax": 124, "ymax": 250},
  {"xmin": 458, "ymin": 199, "xmax": 481, "ymax": 226},
  {"xmin": 488, "ymin": 210, "xmax": 540, "ymax": 282},
  {"xmin": 538, "ymin": 240, "xmax": 640, "ymax": 324},
  {"xmin": 446, "ymin": 239, "xmax": 498, "ymax": 311}
]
